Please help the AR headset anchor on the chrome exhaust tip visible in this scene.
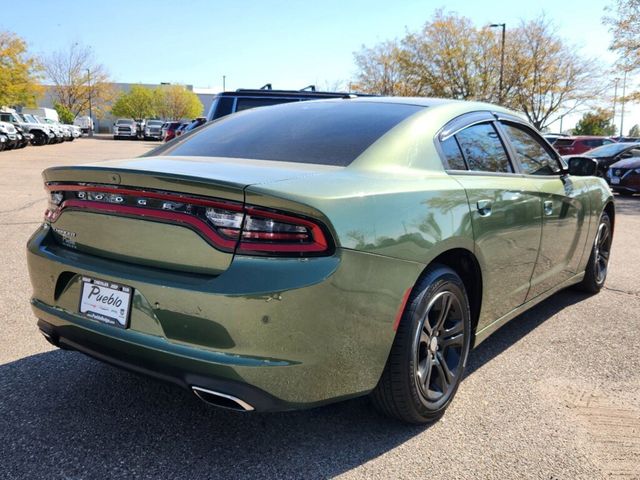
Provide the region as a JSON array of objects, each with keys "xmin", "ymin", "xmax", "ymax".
[{"xmin": 191, "ymin": 386, "xmax": 255, "ymax": 412}]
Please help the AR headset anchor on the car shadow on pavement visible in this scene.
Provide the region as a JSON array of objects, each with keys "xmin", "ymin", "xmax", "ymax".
[
  {"xmin": 466, "ymin": 289, "xmax": 590, "ymax": 377},
  {"xmin": 0, "ymin": 289, "xmax": 588, "ymax": 479}
]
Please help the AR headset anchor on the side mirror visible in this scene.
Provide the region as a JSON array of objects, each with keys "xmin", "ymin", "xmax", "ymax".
[{"xmin": 567, "ymin": 156, "xmax": 598, "ymax": 176}]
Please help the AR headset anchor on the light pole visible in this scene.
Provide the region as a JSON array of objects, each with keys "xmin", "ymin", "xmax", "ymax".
[
  {"xmin": 222, "ymin": 75, "xmax": 226, "ymax": 91},
  {"xmin": 86, "ymin": 68, "xmax": 93, "ymax": 137},
  {"xmin": 612, "ymin": 77, "xmax": 619, "ymax": 134},
  {"xmin": 620, "ymin": 69, "xmax": 628, "ymax": 136},
  {"xmin": 490, "ymin": 23, "xmax": 506, "ymax": 104}
]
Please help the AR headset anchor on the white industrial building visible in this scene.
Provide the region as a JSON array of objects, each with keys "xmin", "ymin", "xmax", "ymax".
[{"xmin": 38, "ymin": 83, "xmax": 218, "ymax": 133}]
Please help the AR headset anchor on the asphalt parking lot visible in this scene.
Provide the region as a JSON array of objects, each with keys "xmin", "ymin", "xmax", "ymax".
[{"xmin": 0, "ymin": 137, "xmax": 639, "ymax": 479}]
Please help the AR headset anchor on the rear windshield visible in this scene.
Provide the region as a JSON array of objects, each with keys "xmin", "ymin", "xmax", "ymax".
[
  {"xmin": 161, "ymin": 101, "xmax": 422, "ymax": 166},
  {"xmin": 554, "ymin": 139, "xmax": 575, "ymax": 147}
]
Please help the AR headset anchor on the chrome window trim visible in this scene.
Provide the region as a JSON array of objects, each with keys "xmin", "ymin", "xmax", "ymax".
[{"xmin": 437, "ymin": 111, "xmax": 495, "ymax": 141}]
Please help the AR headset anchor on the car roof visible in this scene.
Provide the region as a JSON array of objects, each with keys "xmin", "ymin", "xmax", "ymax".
[
  {"xmin": 216, "ymin": 87, "xmax": 377, "ymax": 99},
  {"xmin": 561, "ymin": 135, "xmax": 614, "ymax": 140}
]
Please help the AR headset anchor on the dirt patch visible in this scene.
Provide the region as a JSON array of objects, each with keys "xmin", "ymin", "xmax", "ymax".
[{"xmin": 545, "ymin": 379, "xmax": 640, "ymax": 478}]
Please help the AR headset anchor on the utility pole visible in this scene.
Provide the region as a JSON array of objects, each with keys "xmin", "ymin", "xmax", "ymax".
[
  {"xmin": 620, "ymin": 69, "xmax": 627, "ymax": 136},
  {"xmin": 612, "ymin": 78, "xmax": 619, "ymax": 135},
  {"xmin": 86, "ymin": 68, "xmax": 93, "ymax": 137},
  {"xmin": 490, "ymin": 23, "xmax": 506, "ymax": 104},
  {"xmin": 223, "ymin": 75, "xmax": 226, "ymax": 91}
]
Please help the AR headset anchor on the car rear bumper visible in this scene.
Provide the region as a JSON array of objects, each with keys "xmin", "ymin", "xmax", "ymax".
[
  {"xmin": 34, "ymin": 313, "xmax": 286, "ymax": 411},
  {"xmin": 612, "ymin": 185, "xmax": 640, "ymax": 193},
  {"xmin": 27, "ymin": 224, "xmax": 423, "ymax": 410}
]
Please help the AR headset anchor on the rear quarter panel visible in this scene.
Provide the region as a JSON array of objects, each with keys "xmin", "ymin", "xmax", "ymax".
[{"xmin": 245, "ymin": 170, "xmax": 474, "ymax": 265}]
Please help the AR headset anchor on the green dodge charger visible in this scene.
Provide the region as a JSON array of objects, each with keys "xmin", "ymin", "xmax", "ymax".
[{"xmin": 27, "ymin": 98, "xmax": 614, "ymax": 423}]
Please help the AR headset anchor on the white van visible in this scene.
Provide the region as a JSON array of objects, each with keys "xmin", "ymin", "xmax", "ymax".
[
  {"xmin": 21, "ymin": 107, "xmax": 60, "ymax": 123},
  {"xmin": 74, "ymin": 116, "xmax": 94, "ymax": 134}
]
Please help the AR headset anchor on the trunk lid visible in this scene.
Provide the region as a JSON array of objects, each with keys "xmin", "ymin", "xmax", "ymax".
[{"xmin": 44, "ymin": 156, "xmax": 338, "ymax": 275}]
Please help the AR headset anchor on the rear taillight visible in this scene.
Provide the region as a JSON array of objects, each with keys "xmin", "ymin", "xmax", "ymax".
[{"xmin": 44, "ymin": 184, "xmax": 332, "ymax": 256}]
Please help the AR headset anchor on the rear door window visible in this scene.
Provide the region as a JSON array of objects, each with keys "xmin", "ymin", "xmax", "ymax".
[
  {"xmin": 440, "ymin": 136, "xmax": 467, "ymax": 170},
  {"xmin": 454, "ymin": 123, "xmax": 513, "ymax": 173}
]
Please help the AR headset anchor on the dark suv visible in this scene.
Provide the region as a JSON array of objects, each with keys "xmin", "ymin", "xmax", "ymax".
[{"xmin": 206, "ymin": 84, "xmax": 374, "ymax": 121}]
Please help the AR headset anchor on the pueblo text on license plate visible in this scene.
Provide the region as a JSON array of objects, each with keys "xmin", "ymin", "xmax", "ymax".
[{"xmin": 79, "ymin": 277, "xmax": 132, "ymax": 328}]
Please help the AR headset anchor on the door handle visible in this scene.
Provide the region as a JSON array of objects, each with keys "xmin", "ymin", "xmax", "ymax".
[
  {"xmin": 544, "ymin": 201, "xmax": 553, "ymax": 216},
  {"xmin": 477, "ymin": 200, "xmax": 492, "ymax": 217}
]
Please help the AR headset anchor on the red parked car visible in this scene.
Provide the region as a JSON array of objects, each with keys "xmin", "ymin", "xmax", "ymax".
[
  {"xmin": 553, "ymin": 136, "xmax": 616, "ymax": 155},
  {"xmin": 161, "ymin": 121, "xmax": 182, "ymax": 142}
]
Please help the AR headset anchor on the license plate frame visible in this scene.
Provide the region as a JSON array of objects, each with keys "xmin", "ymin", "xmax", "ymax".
[{"xmin": 78, "ymin": 276, "xmax": 133, "ymax": 329}]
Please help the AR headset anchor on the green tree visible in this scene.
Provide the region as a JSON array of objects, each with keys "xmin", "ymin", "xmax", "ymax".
[
  {"xmin": 604, "ymin": 0, "xmax": 640, "ymax": 71},
  {"xmin": 353, "ymin": 12, "xmax": 601, "ymax": 130},
  {"xmin": 629, "ymin": 124, "xmax": 640, "ymax": 136},
  {"xmin": 0, "ymin": 31, "xmax": 42, "ymax": 107},
  {"xmin": 353, "ymin": 41, "xmax": 411, "ymax": 95},
  {"xmin": 398, "ymin": 10, "xmax": 499, "ymax": 101},
  {"xmin": 111, "ymin": 85, "xmax": 156, "ymax": 119},
  {"xmin": 506, "ymin": 17, "xmax": 601, "ymax": 130},
  {"xmin": 153, "ymin": 85, "xmax": 203, "ymax": 120},
  {"xmin": 572, "ymin": 109, "xmax": 616, "ymax": 135},
  {"xmin": 54, "ymin": 102, "xmax": 74, "ymax": 124}
]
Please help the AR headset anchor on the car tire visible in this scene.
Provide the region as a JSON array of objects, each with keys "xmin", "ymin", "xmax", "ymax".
[
  {"xmin": 30, "ymin": 133, "xmax": 42, "ymax": 146},
  {"xmin": 577, "ymin": 211, "xmax": 612, "ymax": 294},
  {"xmin": 371, "ymin": 265, "xmax": 471, "ymax": 424}
]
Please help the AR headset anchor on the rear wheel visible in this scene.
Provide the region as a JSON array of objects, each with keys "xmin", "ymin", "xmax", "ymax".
[
  {"xmin": 371, "ymin": 265, "xmax": 471, "ymax": 424},
  {"xmin": 577, "ymin": 212, "xmax": 612, "ymax": 293}
]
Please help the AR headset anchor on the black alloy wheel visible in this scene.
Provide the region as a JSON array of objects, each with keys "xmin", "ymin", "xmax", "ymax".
[
  {"xmin": 372, "ymin": 265, "xmax": 471, "ymax": 424},
  {"xmin": 577, "ymin": 212, "xmax": 612, "ymax": 293}
]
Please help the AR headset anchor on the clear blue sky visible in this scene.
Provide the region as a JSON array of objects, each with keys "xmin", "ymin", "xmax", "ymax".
[{"xmin": 2, "ymin": 0, "xmax": 638, "ymax": 131}]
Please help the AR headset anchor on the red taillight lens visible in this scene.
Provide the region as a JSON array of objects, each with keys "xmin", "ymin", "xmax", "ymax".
[
  {"xmin": 44, "ymin": 184, "xmax": 332, "ymax": 256},
  {"xmin": 237, "ymin": 207, "xmax": 329, "ymax": 254}
]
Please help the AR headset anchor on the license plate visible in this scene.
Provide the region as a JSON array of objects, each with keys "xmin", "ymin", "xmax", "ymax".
[
  {"xmin": 610, "ymin": 177, "xmax": 620, "ymax": 184},
  {"xmin": 79, "ymin": 277, "xmax": 133, "ymax": 328}
]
